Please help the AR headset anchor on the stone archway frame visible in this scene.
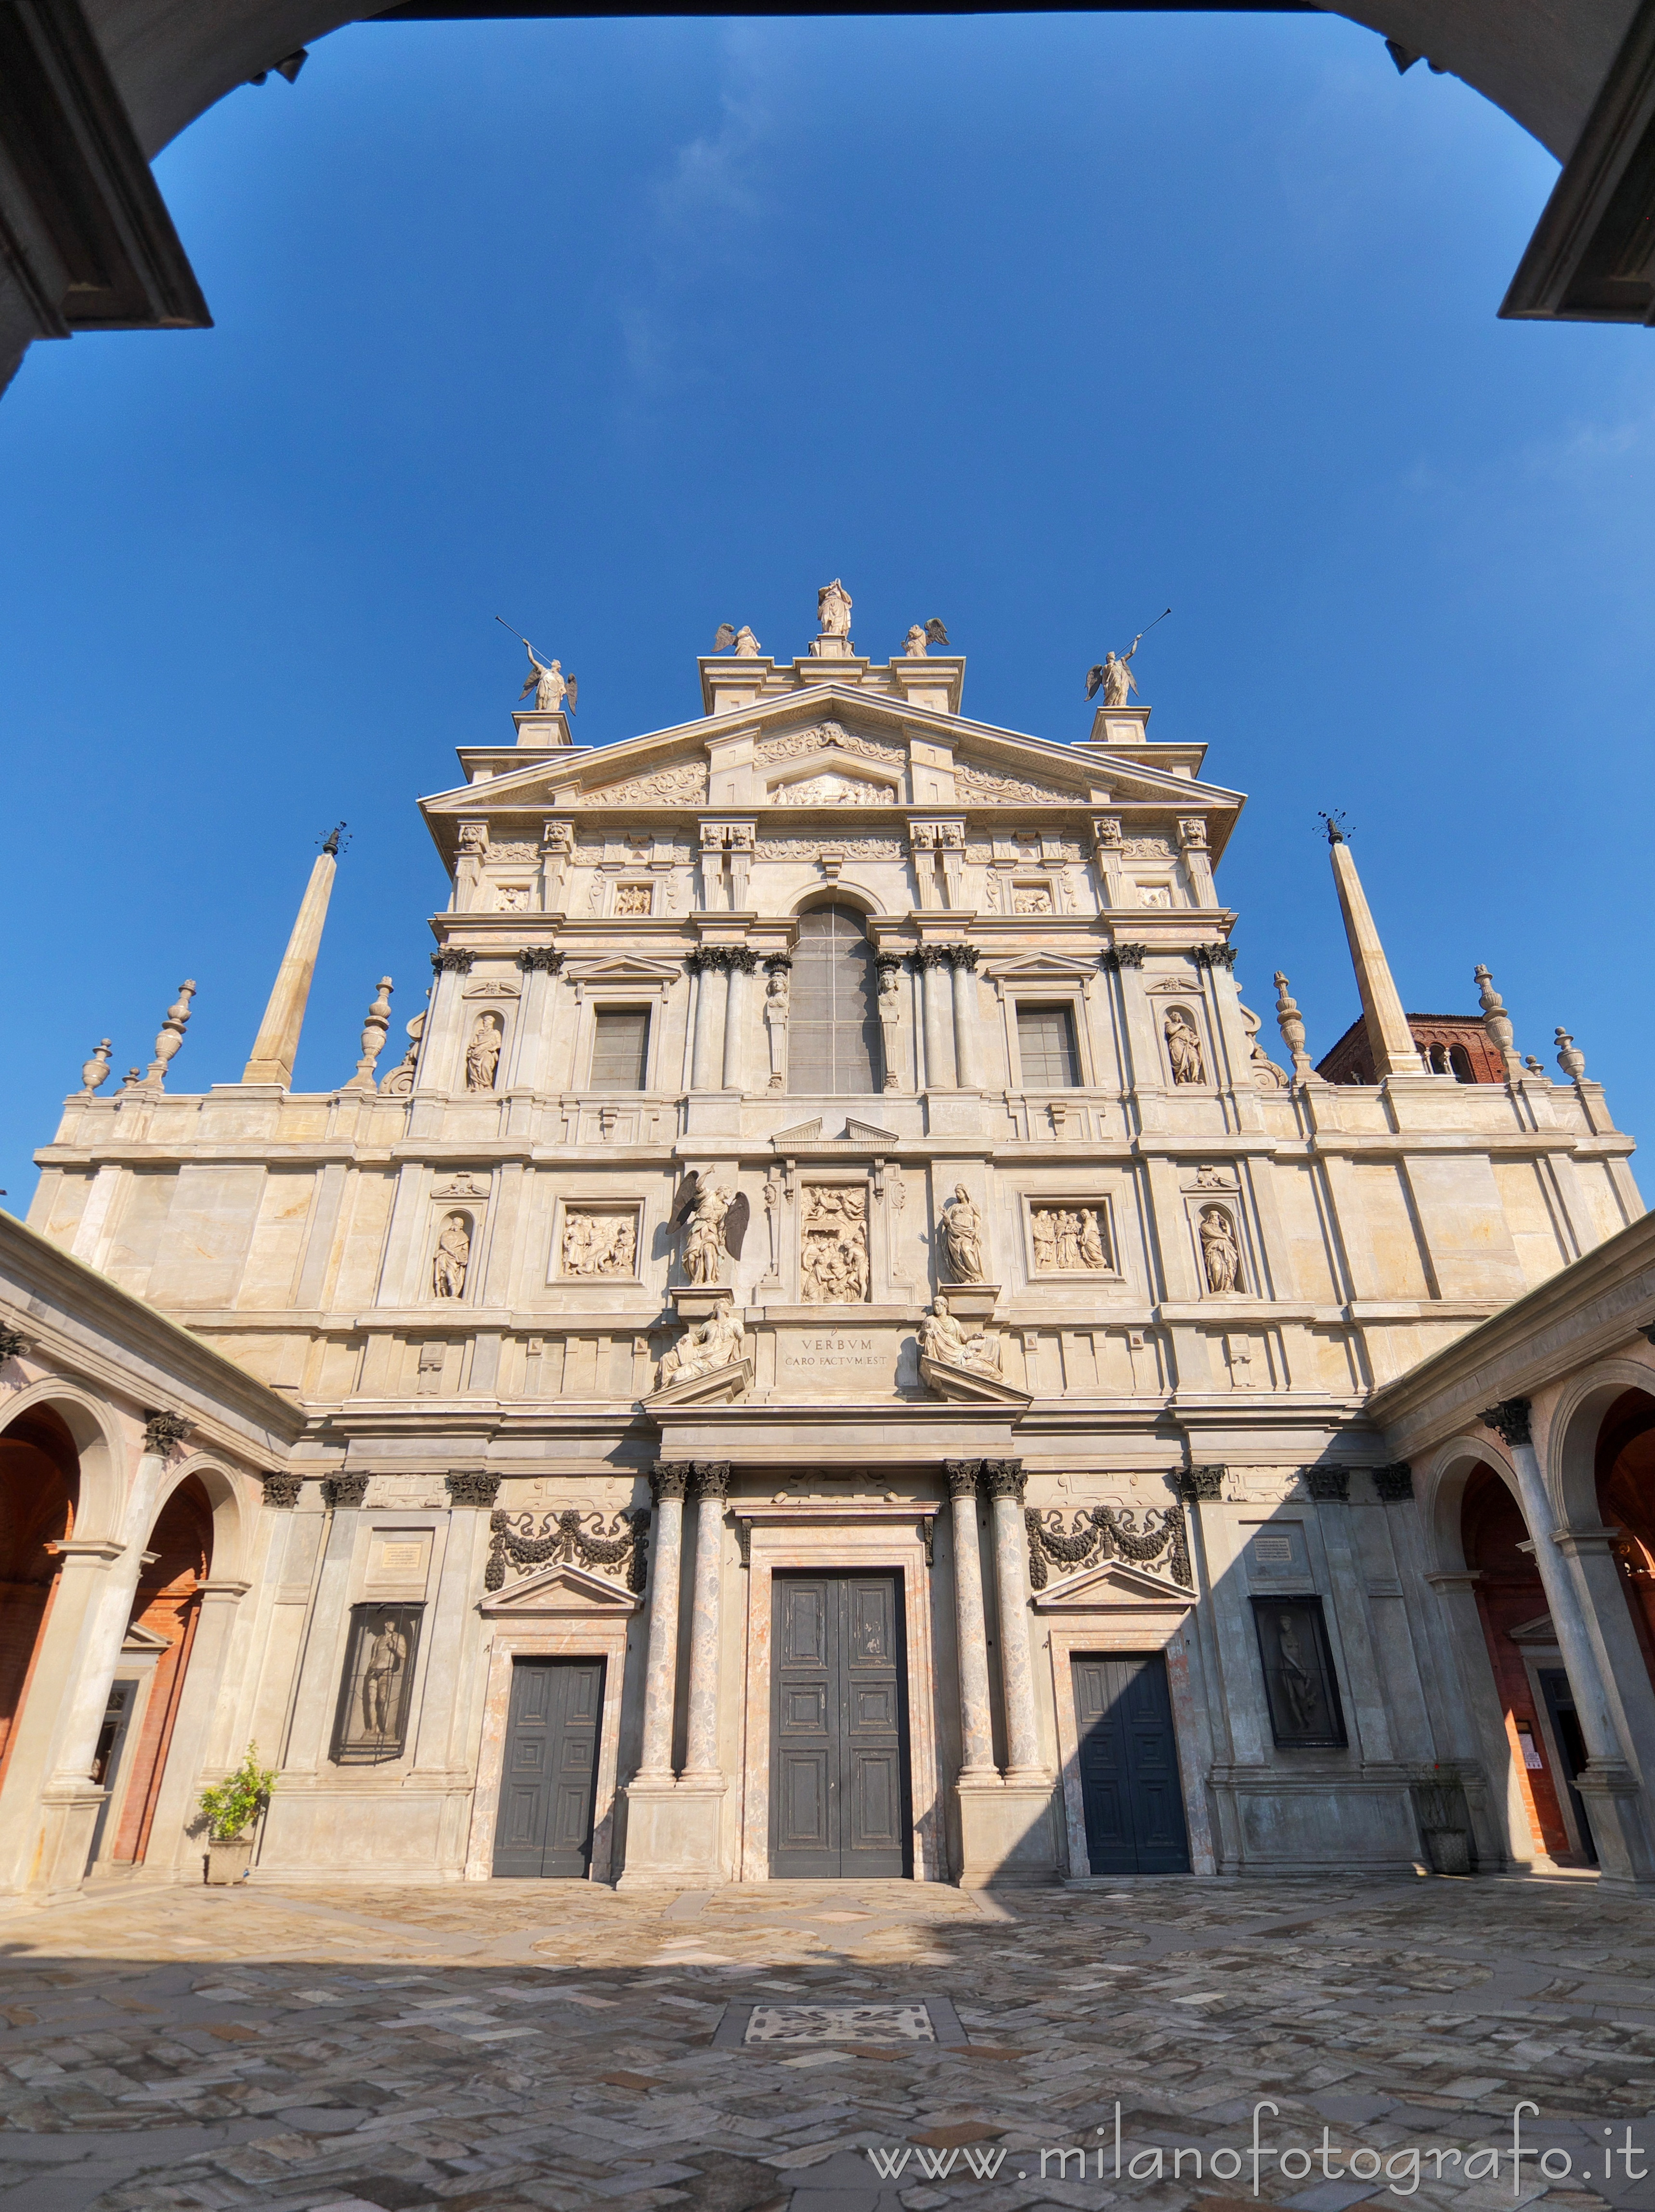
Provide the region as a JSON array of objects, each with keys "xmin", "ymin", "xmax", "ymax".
[
  {"xmin": 0, "ymin": 1379, "xmax": 127, "ymax": 1544},
  {"xmin": 466, "ymin": 1563, "xmax": 640, "ymax": 1884},
  {"xmin": 735, "ymin": 1501, "xmax": 941, "ymax": 1883},
  {"xmin": 1032, "ymin": 1559, "xmax": 1212, "ymax": 1878},
  {"xmin": 1545, "ymin": 1352, "xmax": 1655, "ymax": 1531}
]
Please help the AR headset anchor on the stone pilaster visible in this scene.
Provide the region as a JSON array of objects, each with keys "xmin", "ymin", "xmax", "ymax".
[
  {"xmin": 983, "ymin": 1461, "xmax": 1043, "ymax": 1780},
  {"xmin": 634, "ymin": 1462, "xmax": 690, "ymax": 1781},
  {"xmin": 945, "ymin": 1460, "xmax": 995, "ymax": 1781},
  {"xmin": 917, "ymin": 946, "xmax": 952, "ymax": 1091},
  {"xmin": 947, "ymin": 946, "xmax": 980, "ymax": 1088},
  {"xmin": 681, "ymin": 1463, "xmax": 729, "ymax": 1780}
]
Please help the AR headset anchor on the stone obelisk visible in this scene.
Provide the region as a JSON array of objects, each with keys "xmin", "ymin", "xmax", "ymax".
[
  {"xmin": 241, "ymin": 831, "xmax": 342, "ymax": 1088},
  {"xmin": 1327, "ymin": 822, "xmax": 1422, "ymax": 1080}
]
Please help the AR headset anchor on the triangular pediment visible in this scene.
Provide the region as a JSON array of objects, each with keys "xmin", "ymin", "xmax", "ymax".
[
  {"xmin": 981, "ymin": 951, "xmax": 1101, "ymax": 986},
  {"xmin": 1032, "ymin": 1557, "xmax": 1196, "ymax": 1610},
  {"xmin": 1507, "ymin": 1613, "xmax": 1557, "ymax": 1644},
  {"xmin": 770, "ymin": 1118, "xmax": 824, "ymax": 1145},
  {"xmin": 561, "ymin": 954, "xmax": 684, "ymax": 987},
  {"xmin": 480, "ymin": 1562, "xmax": 642, "ymax": 1615},
  {"xmin": 121, "ymin": 1619, "xmax": 172, "ymax": 1653}
]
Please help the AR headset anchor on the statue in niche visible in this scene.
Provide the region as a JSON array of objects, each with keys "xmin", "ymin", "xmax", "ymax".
[
  {"xmin": 1164, "ymin": 1007, "xmax": 1206, "ymax": 1085},
  {"xmin": 657, "ymin": 1296, "xmax": 745, "ymax": 1390},
  {"xmin": 918, "ymin": 1292, "xmax": 1001, "ymax": 1376},
  {"xmin": 361, "ymin": 1614, "xmax": 411, "ymax": 1736},
  {"xmin": 801, "ymin": 1186, "xmax": 869, "ymax": 1304},
  {"xmin": 1199, "ymin": 1206, "xmax": 1241, "ymax": 1294},
  {"xmin": 938, "ymin": 1183, "xmax": 987, "ymax": 1283},
  {"xmin": 466, "ymin": 1012, "xmax": 503, "ymax": 1092},
  {"xmin": 673, "ymin": 1174, "xmax": 749, "ymax": 1285},
  {"xmin": 518, "ymin": 645, "xmax": 576, "ymax": 716},
  {"xmin": 764, "ymin": 965, "xmax": 790, "ymax": 1092},
  {"xmin": 1276, "ymin": 1613, "xmax": 1319, "ymax": 1729},
  {"xmin": 433, "ymin": 1212, "xmax": 470, "ymax": 1299}
]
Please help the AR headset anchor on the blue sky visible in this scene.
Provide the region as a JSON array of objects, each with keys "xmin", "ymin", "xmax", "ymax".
[{"xmin": 2, "ymin": 10, "xmax": 1651, "ymax": 1203}]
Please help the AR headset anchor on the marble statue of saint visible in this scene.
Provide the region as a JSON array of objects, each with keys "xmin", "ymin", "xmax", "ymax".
[
  {"xmin": 732, "ymin": 626, "xmax": 762, "ymax": 656},
  {"xmin": 433, "ymin": 1212, "xmax": 470, "ymax": 1299},
  {"xmin": 466, "ymin": 1012, "xmax": 503, "ymax": 1093},
  {"xmin": 657, "ymin": 1296, "xmax": 744, "ymax": 1389},
  {"xmin": 518, "ymin": 645, "xmax": 575, "ymax": 715},
  {"xmin": 362, "ymin": 1616, "xmax": 410, "ymax": 1735},
  {"xmin": 1079, "ymin": 1210, "xmax": 1107, "ymax": 1270},
  {"xmin": 918, "ymin": 1292, "xmax": 1001, "ymax": 1376},
  {"xmin": 1164, "ymin": 1007, "xmax": 1206, "ymax": 1086},
  {"xmin": 1277, "ymin": 1614, "xmax": 1318, "ymax": 1728},
  {"xmin": 938, "ymin": 1184, "xmax": 987, "ymax": 1283},
  {"xmin": 810, "ymin": 579, "xmax": 854, "ymax": 655},
  {"xmin": 1199, "ymin": 1206, "xmax": 1241, "ymax": 1294}
]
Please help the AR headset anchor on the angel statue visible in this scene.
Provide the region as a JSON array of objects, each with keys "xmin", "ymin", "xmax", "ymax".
[
  {"xmin": 517, "ymin": 642, "xmax": 578, "ymax": 716},
  {"xmin": 902, "ymin": 618, "xmax": 951, "ymax": 658},
  {"xmin": 1086, "ymin": 648, "xmax": 1137, "ymax": 708},
  {"xmin": 713, "ymin": 623, "xmax": 763, "ymax": 656},
  {"xmin": 673, "ymin": 1172, "xmax": 750, "ymax": 1286},
  {"xmin": 657, "ymin": 1296, "xmax": 745, "ymax": 1390}
]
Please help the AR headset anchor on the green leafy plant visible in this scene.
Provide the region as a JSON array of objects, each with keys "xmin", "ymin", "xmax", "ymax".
[{"xmin": 196, "ymin": 1744, "xmax": 277, "ymax": 1843}]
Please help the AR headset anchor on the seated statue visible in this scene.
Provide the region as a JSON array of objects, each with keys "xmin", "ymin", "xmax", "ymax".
[
  {"xmin": 917, "ymin": 1292, "xmax": 1001, "ymax": 1376},
  {"xmin": 656, "ymin": 1296, "xmax": 745, "ymax": 1390}
]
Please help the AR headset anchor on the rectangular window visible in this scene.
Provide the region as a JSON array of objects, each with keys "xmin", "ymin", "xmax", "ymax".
[
  {"xmin": 1016, "ymin": 1004, "xmax": 1081, "ymax": 1088},
  {"xmin": 590, "ymin": 1007, "xmax": 650, "ymax": 1090},
  {"xmin": 331, "ymin": 1604, "xmax": 424, "ymax": 1765}
]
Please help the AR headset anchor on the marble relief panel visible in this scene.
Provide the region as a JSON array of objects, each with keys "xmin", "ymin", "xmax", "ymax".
[{"xmin": 799, "ymin": 1184, "xmax": 869, "ymax": 1304}]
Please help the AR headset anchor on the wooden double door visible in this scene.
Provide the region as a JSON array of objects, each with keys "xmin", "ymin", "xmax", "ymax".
[
  {"xmin": 1073, "ymin": 1652, "xmax": 1191, "ymax": 1874},
  {"xmin": 493, "ymin": 1657, "xmax": 603, "ymax": 1878},
  {"xmin": 771, "ymin": 1573, "xmax": 911, "ymax": 1877}
]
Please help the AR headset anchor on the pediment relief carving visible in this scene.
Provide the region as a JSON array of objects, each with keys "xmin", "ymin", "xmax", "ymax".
[
  {"xmin": 771, "ymin": 770, "xmax": 899, "ymax": 807},
  {"xmin": 757, "ymin": 722, "xmax": 907, "ymax": 770},
  {"xmin": 1031, "ymin": 1557, "xmax": 1196, "ymax": 1610},
  {"xmin": 580, "ymin": 762, "xmax": 709, "ymax": 806},
  {"xmin": 479, "ymin": 1561, "xmax": 642, "ymax": 1616},
  {"xmin": 955, "ymin": 759, "xmax": 1083, "ymax": 805}
]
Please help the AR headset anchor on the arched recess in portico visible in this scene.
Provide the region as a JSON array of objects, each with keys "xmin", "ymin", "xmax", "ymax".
[
  {"xmin": 109, "ymin": 1472, "xmax": 214, "ymax": 1864},
  {"xmin": 0, "ymin": 1380, "xmax": 124, "ymax": 1545}
]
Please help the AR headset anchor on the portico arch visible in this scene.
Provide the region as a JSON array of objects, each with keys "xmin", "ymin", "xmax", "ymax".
[{"xmin": 0, "ymin": 1381, "xmax": 124, "ymax": 1544}]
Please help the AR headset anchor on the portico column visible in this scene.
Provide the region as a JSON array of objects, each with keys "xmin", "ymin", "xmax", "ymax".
[
  {"xmin": 918, "ymin": 948, "xmax": 952, "ymax": 1091},
  {"xmin": 948, "ymin": 947, "xmax": 980, "ymax": 1088},
  {"xmin": 721, "ymin": 953, "xmax": 753, "ymax": 1091},
  {"xmin": 636, "ymin": 1463, "xmax": 690, "ymax": 1780},
  {"xmin": 945, "ymin": 1460, "xmax": 996, "ymax": 1779},
  {"xmin": 688, "ymin": 955, "xmax": 720, "ymax": 1091},
  {"xmin": 681, "ymin": 1462, "xmax": 728, "ymax": 1780},
  {"xmin": 983, "ymin": 1461, "xmax": 1044, "ymax": 1780},
  {"xmin": 1484, "ymin": 1397, "xmax": 1655, "ymax": 1883}
]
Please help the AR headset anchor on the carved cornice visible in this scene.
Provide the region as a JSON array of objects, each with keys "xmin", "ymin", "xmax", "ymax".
[
  {"xmin": 322, "ymin": 1472, "xmax": 369, "ymax": 1509},
  {"xmin": 260, "ymin": 1471, "xmax": 303, "ymax": 1509},
  {"xmin": 691, "ymin": 1460, "xmax": 731, "ymax": 1501},
  {"xmin": 1482, "ymin": 1396, "xmax": 1533, "ymax": 1448},
  {"xmin": 1373, "ymin": 1463, "xmax": 1415, "ymax": 1502},
  {"xmin": 651, "ymin": 1461, "xmax": 693, "ymax": 1504},
  {"xmin": 446, "ymin": 1472, "xmax": 501, "ymax": 1508},
  {"xmin": 431, "ymin": 950, "xmax": 475, "ymax": 974},
  {"xmin": 1100, "ymin": 944, "xmax": 1147, "ymax": 972},
  {"xmin": 516, "ymin": 948, "xmax": 565, "ymax": 974}
]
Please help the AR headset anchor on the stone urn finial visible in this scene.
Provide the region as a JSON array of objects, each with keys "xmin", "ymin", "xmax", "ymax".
[
  {"xmin": 79, "ymin": 1040, "xmax": 112, "ymax": 1098},
  {"xmin": 144, "ymin": 980, "xmax": 196, "ymax": 1090},
  {"xmin": 1555, "ymin": 1026, "xmax": 1587, "ymax": 1080}
]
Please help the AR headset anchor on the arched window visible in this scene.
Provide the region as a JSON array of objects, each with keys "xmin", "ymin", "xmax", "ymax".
[
  {"xmin": 1449, "ymin": 1045, "xmax": 1474, "ymax": 1083},
  {"xmin": 790, "ymin": 905, "xmax": 880, "ymax": 1094}
]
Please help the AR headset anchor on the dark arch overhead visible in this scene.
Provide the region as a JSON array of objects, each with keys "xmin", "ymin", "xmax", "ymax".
[{"xmin": 2, "ymin": 0, "xmax": 1652, "ymax": 400}]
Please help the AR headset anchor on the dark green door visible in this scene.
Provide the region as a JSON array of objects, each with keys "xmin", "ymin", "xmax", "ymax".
[
  {"xmin": 493, "ymin": 1657, "xmax": 603, "ymax": 1877},
  {"xmin": 771, "ymin": 1574, "xmax": 910, "ymax": 1877},
  {"xmin": 1073, "ymin": 1652, "xmax": 1191, "ymax": 1874}
]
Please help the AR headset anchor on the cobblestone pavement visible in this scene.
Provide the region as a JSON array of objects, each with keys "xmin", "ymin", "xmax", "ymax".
[{"xmin": 2, "ymin": 1872, "xmax": 1655, "ymax": 2212}]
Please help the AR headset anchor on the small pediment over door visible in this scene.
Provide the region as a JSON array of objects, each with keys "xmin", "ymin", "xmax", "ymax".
[
  {"xmin": 982, "ymin": 951, "xmax": 1100, "ymax": 989},
  {"xmin": 1031, "ymin": 1558, "xmax": 1196, "ymax": 1613},
  {"xmin": 479, "ymin": 1564, "xmax": 642, "ymax": 1617}
]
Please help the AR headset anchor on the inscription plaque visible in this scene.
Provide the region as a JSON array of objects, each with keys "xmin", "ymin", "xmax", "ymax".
[{"xmin": 777, "ymin": 1327, "xmax": 896, "ymax": 1394}]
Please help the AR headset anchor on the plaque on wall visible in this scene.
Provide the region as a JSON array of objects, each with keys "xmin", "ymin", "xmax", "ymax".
[
  {"xmin": 1250, "ymin": 1595, "xmax": 1347, "ymax": 1748},
  {"xmin": 775, "ymin": 1325, "xmax": 896, "ymax": 1394},
  {"xmin": 330, "ymin": 1604, "xmax": 424, "ymax": 1766}
]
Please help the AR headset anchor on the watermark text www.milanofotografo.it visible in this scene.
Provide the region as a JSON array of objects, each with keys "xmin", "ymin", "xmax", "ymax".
[{"xmin": 865, "ymin": 2102, "xmax": 1651, "ymax": 2194}]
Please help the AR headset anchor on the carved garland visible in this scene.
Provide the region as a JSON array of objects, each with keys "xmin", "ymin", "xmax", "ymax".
[
  {"xmin": 756, "ymin": 724, "xmax": 907, "ymax": 768},
  {"xmin": 1024, "ymin": 1502, "xmax": 1193, "ymax": 1592},
  {"xmin": 579, "ymin": 764, "xmax": 709, "ymax": 806},
  {"xmin": 955, "ymin": 764, "xmax": 1082, "ymax": 805},
  {"xmin": 485, "ymin": 1507, "xmax": 650, "ymax": 1593}
]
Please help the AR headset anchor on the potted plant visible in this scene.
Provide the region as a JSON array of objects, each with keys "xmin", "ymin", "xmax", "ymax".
[{"xmin": 197, "ymin": 1745, "xmax": 277, "ymax": 1885}]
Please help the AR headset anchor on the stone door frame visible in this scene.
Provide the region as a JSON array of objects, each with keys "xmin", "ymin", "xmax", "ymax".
[
  {"xmin": 1035, "ymin": 1565, "xmax": 1214, "ymax": 1878},
  {"xmin": 735, "ymin": 1503, "xmax": 941, "ymax": 1882},
  {"xmin": 466, "ymin": 1566, "xmax": 639, "ymax": 1885}
]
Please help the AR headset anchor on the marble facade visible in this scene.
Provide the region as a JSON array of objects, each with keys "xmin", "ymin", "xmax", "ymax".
[{"xmin": 5, "ymin": 621, "xmax": 1648, "ymax": 1892}]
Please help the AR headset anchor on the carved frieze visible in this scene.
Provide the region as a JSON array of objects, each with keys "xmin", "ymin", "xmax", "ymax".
[
  {"xmin": 580, "ymin": 763, "xmax": 709, "ymax": 806},
  {"xmin": 757, "ymin": 723, "xmax": 906, "ymax": 768},
  {"xmin": 800, "ymin": 1184, "xmax": 870, "ymax": 1303},
  {"xmin": 1025, "ymin": 1501, "xmax": 1193, "ymax": 1591},
  {"xmin": 754, "ymin": 835, "xmax": 905, "ymax": 859},
  {"xmin": 484, "ymin": 1506, "xmax": 649, "ymax": 1593},
  {"xmin": 955, "ymin": 763, "xmax": 1082, "ymax": 805}
]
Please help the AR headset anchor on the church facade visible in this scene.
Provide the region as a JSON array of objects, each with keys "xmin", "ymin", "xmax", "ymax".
[{"xmin": 6, "ymin": 601, "xmax": 1647, "ymax": 1894}]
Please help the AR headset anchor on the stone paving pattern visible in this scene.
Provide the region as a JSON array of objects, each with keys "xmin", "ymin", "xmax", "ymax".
[{"xmin": 1, "ymin": 1874, "xmax": 1654, "ymax": 2212}]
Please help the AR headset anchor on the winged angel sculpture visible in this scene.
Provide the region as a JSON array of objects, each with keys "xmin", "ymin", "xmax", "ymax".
[{"xmin": 672, "ymin": 1172, "xmax": 751, "ymax": 1286}]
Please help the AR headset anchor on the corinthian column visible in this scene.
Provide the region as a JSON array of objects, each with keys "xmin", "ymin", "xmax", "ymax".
[
  {"xmin": 688, "ymin": 954, "xmax": 719, "ymax": 1091},
  {"xmin": 681, "ymin": 1462, "xmax": 729, "ymax": 1780},
  {"xmin": 948, "ymin": 946, "xmax": 980, "ymax": 1087},
  {"xmin": 635, "ymin": 1463, "xmax": 690, "ymax": 1779},
  {"xmin": 984, "ymin": 1461, "xmax": 1044, "ymax": 1779},
  {"xmin": 947, "ymin": 1460, "xmax": 997, "ymax": 1780},
  {"xmin": 721, "ymin": 952, "xmax": 753, "ymax": 1091}
]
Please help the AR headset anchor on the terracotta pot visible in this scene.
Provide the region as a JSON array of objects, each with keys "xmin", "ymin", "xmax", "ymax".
[{"xmin": 206, "ymin": 1835, "xmax": 255, "ymax": 1885}]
